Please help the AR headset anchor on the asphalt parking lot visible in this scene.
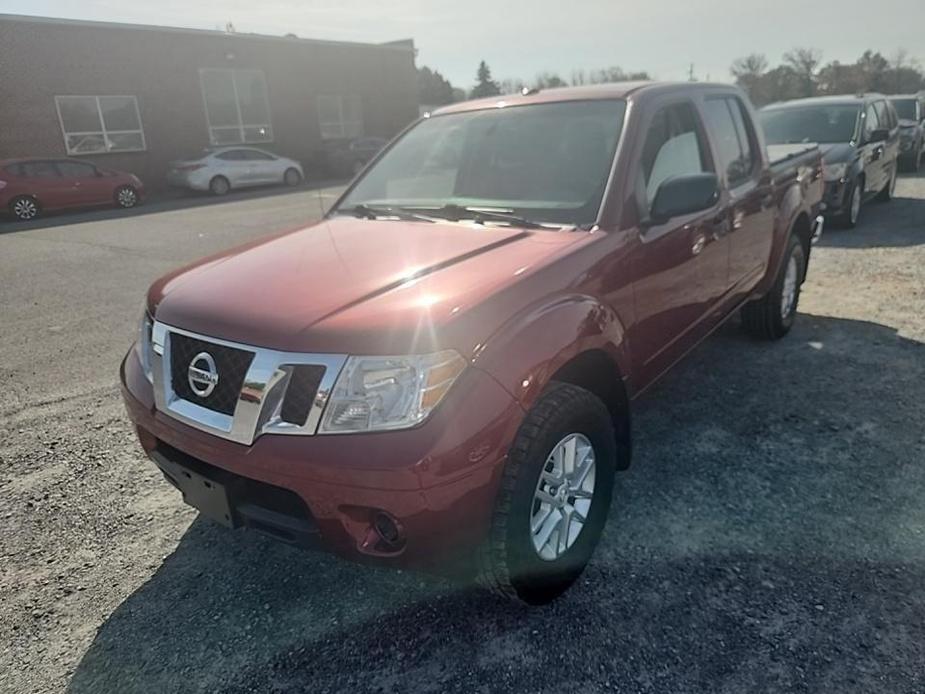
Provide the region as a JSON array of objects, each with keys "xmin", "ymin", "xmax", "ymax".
[{"xmin": 1, "ymin": 178, "xmax": 924, "ymax": 694}]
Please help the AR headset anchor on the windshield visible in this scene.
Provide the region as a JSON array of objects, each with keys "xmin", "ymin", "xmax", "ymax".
[
  {"xmin": 890, "ymin": 98, "xmax": 917, "ymax": 121},
  {"xmin": 760, "ymin": 105, "xmax": 860, "ymax": 144},
  {"xmin": 337, "ymin": 100, "xmax": 627, "ymax": 226}
]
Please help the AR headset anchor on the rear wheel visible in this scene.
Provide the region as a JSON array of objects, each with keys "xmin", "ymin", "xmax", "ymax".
[
  {"xmin": 477, "ymin": 382, "xmax": 616, "ymax": 605},
  {"xmin": 10, "ymin": 196, "xmax": 40, "ymax": 221},
  {"xmin": 114, "ymin": 185, "xmax": 139, "ymax": 209},
  {"xmin": 283, "ymin": 167, "xmax": 302, "ymax": 186},
  {"xmin": 209, "ymin": 175, "xmax": 230, "ymax": 196},
  {"xmin": 876, "ymin": 164, "xmax": 897, "ymax": 202},
  {"xmin": 741, "ymin": 233, "xmax": 806, "ymax": 340}
]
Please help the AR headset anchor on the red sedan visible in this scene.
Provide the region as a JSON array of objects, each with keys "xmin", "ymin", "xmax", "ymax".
[{"xmin": 0, "ymin": 158, "xmax": 144, "ymax": 221}]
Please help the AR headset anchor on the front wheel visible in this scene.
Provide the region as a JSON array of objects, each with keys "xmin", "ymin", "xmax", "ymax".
[
  {"xmin": 876, "ymin": 164, "xmax": 897, "ymax": 202},
  {"xmin": 477, "ymin": 382, "xmax": 616, "ymax": 605},
  {"xmin": 839, "ymin": 177, "xmax": 862, "ymax": 228},
  {"xmin": 283, "ymin": 167, "xmax": 302, "ymax": 186},
  {"xmin": 741, "ymin": 233, "xmax": 806, "ymax": 340},
  {"xmin": 114, "ymin": 185, "xmax": 139, "ymax": 209}
]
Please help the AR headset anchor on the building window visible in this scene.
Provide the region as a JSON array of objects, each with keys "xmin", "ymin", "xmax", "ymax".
[
  {"xmin": 317, "ymin": 95, "xmax": 364, "ymax": 140},
  {"xmin": 54, "ymin": 96, "xmax": 146, "ymax": 155},
  {"xmin": 200, "ymin": 68, "xmax": 273, "ymax": 145}
]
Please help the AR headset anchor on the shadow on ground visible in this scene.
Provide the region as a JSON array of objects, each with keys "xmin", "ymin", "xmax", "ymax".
[
  {"xmin": 68, "ymin": 314, "xmax": 925, "ymax": 694},
  {"xmin": 819, "ymin": 172, "xmax": 925, "ymax": 249},
  {"xmin": 0, "ymin": 179, "xmax": 347, "ymax": 235}
]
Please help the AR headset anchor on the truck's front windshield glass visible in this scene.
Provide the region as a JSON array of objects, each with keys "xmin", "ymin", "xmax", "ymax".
[
  {"xmin": 337, "ymin": 99, "xmax": 627, "ymax": 226},
  {"xmin": 760, "ymin": 105, "xmax": 861, "ymax": 144},
  {"xmin": 890, "ymin": 98, "xmax": 917, "ymax": 121}
]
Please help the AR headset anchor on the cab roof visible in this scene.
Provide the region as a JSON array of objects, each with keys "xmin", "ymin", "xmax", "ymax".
[
  {"xmin": 430, "ymin": 81, "xmax": 739, "ymax": 116},
  {"xmin": 762, "ymin": 94, "xmax": 888, "ymax": 110}
]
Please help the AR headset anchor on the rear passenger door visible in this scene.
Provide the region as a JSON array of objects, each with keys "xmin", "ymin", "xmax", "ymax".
[
  {"xmin": 19, "ymin": 161, "xmax": 71, "ymax": 210},
  {"xmin": 702, "ymin": 95, "xmax": 776, "ymax": 290},
  {"xmin": 214, "ymin": 150, "xmax": 251, "ymax": 187},
  {"xmin": 627, "ymin": 99, "xmax": 729, "ymax": 385}
]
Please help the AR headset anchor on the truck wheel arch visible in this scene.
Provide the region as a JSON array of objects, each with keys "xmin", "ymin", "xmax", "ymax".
[{"xmin": 473, "ymin": 296, "xmax": 633, "ymax": 470}]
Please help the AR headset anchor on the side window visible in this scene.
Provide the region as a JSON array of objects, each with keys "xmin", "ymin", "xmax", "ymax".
[
  {"xmin": 21, "ymin": 161, "xmax": 60, "ymax": 179},
  {"xmin": 640, "ymin": 102, "xmax": 711, "ymax": 206},
  {"xmin": 243, "ymin": 149, "xmax": 275, "ymax": 161},
  {"xmin": 56, "ymin": 161, "xmax": 98, "ymax": 178},
  {"xmin": 875, "ymin": 101, "xmax": 894, "ymax": 130},
  {"xmin": 863, "ymin": 104, "xmax": 880, "ymax": 140},
  {"xmin": 216, "ymin": 150, "xmax": 243, "ymax": 161},
  {"xmin": 704, "ymin": 97, "xmax": 753, "ymax": 187}
]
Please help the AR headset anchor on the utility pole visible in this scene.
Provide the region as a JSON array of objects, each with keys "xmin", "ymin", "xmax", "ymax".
[{"xmin": 688, "ymin": 63, "xmax": 695, "ymax": 82}]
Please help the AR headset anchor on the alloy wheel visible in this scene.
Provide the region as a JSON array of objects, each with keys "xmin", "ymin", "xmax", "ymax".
[
  {"xmin": 849, "ymin": 185, "xmax": 861, "ymax": 225},
  {"xmin": 13, "ymin": 198, "xmax": 38, "ymax": 220},
  {"xmin": 117, "ymin": 187, "xmax": 137, "ymax": 208},
  {"xmin": 780, "ymin": 252, "xmax": 799, "ymax": 320},
  {"xmin": 530, "ymin": 433, "xmax": 596, "ymax": 561}
]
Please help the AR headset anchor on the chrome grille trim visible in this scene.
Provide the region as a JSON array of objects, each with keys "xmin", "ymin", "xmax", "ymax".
[{"xmin": 151, "ymin": 321, "xmax": 348, "ymax": 445}]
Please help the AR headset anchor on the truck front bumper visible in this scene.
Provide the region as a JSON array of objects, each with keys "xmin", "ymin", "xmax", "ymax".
[{"xmin": 121, "ymin": 346, "xmax": 524, "ymax": 568}]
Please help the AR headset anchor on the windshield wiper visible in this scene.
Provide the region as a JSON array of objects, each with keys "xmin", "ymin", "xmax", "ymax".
[
  {"xmin": 401, "ymin": 204, "xmax": 560, "ymax": 230},
  {"xmin": 336, "ymin": 204, "xmax": 435, "ymax": 223}
]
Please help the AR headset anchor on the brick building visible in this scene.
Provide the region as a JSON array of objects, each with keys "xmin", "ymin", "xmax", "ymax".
[{"xmin": 0, "ymin": 14, "xmax": 419, "ymax": 187}]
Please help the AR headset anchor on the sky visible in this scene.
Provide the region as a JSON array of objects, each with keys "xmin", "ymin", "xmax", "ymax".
[{"xmin": 2, "ymin": 0, "xmax": 924, "ymax": 88}]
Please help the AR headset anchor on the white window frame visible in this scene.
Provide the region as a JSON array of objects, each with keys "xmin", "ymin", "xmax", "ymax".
[
  {"xmin": 54, "ymin": 95, "xmax": 146, "ymax": 155},
  {"xmin": 199, "ymin": 68, "xmax": 273, "ymax": 146},
  {"xmin": 317, "ymin": 95, "xmax": 364, "ymax": 140}
]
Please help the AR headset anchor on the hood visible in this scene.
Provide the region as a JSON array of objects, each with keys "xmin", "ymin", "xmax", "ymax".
[
  {"xmin": 151, "ymin": 217, "xmax": 588, "ymax": 356},
  {"xmin": 818, "ymin": 142, "xmax": 855, "ymax": 165}
]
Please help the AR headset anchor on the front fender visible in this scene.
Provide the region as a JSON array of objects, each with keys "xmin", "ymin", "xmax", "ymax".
[{"xmin": 472, "ymin": 294, "xmax": 631, "ymax": 410}]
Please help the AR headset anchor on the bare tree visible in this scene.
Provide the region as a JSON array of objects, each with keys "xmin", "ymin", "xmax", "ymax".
[{"xmin": 730, "ymin": 54, "xmax": 768, "ymax": 81}]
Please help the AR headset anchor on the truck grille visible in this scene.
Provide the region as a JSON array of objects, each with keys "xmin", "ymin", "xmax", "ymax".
[
  {"xmin": 280, "ymin": 365, "xmax": 326, "ymax": 425},
  {"xmin": 169, "ymin": 333, "xmax": 255, "ymax": 415}
]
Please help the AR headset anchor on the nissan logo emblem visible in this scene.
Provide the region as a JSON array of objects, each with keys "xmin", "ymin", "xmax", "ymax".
[{"xmin": 188, "ymin": 351, "xmax": 219, "ymax": 397}]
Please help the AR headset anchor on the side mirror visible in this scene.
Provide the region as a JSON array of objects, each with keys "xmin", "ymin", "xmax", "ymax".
[
  {"xmin": 868, "ymin": 128, "xmax": 889, "ymax": 144},
  {"xmin": 647, "ymin": 173, "xmax": 720, "ymax": 226}
]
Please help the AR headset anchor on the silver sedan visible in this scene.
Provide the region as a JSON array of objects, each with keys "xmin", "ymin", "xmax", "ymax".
[{"xmin": 167, "ymin": 147, "xmax": 304, "ymax": 196}]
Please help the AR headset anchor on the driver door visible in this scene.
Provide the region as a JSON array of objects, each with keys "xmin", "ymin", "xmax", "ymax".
[{"xmin": 627, "ymin": 99, "xmax": 730, "ymax": 387}]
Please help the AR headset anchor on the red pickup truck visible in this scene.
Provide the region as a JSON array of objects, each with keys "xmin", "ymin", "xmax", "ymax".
[{"xmin": 121, "ymin": 82, "xmax": 823, "ymax": 604}]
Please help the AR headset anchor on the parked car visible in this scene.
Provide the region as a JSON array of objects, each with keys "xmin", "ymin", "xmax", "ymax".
[
  {"xmin": 324, "ymin": 137, "xmax": 388, "ymax": 176},
  {"xmin": 167, "ymin": 147, "xmax": 304, "ymax": 196},
  {"xmin": 760, "ymin": 94, "xmax": 900, "ymax": 228},
  {"xmin": 888, "ymin": 94, "xmax": 925, "ymax": 172},
  {"xmin": 0, "ymin": 158, "xmax": 143, "ymax": 221},
  {"xmin": 122, "ymin": 82, "xmax": 823, "ymax": 604}
]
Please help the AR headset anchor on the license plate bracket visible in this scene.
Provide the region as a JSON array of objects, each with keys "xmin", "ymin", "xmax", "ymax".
[{"xmin": 150, "ymin": 451, "xmax": 235, "ymax": 528}]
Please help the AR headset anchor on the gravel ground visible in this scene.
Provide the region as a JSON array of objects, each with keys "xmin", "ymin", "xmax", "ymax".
[{"xmin": 1, "ymin": 176, "xmax": 924, "ymax": 693}]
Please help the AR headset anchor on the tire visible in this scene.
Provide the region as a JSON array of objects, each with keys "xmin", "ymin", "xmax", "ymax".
[
  {"xmin": 9, "ymin": 195, "xmax": 40, "ymax": 221},
  {"xmin": 838, "ymin": 176, "xmax": 862, "ymax": 228},
  {"xmin": 209, "ymin": 176, "xmax": 230, "ymax": 196},
  {"xmin": 114, "ymin": 185, "xmax": 139, "ymax": 209},
  {"xmin": 876, "ymin": 163, "xmax": 897, "ymax": 202},
  {"xmin": 477, "ymin": 382, "xmax": 617, "ymax": 605},
  {"xmin": 283, "ymin": 168, "xmax": 302, "ymax": 187},
  {"xmin": 741, "ymin": 233, "xmax": 806, "ymax": 340}
]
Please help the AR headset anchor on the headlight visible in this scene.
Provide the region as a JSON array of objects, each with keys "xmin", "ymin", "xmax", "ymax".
[
  {"xmin": 137, "ymin": 311, "xmax": 154, "ymax": 382},
  {"xmin": 824, "ymin": 162, "xmax": 848, "ymax": 182},
  {"xmin": 319, "ymin": 351, "xmax": 466, "ymax": 433}
]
